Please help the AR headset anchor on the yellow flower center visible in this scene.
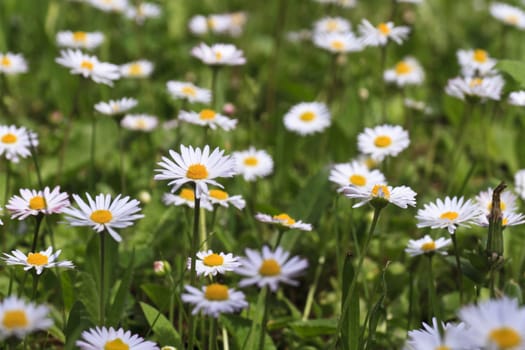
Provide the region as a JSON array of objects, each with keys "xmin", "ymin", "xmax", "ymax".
[
  {"xmin": 81, "ymin": 60, "xmax": 94, "ymax": 71},
  {"xmin": 2, "ymin": 310, "xmax": 28, "ymax": 329},
  {"xmin": 330, "ymin": 40, "xmax": 345, "ymax": 51},
  {"xmin": 207, "ymin": 17, "xmax": 216, "ymax": 29},
  {"xmin": 135, "ymin": 119, "xmax": 147, "ymax": 130},
  {"xmin": 29, "ymin": 196, "xmax": 46, "ymax": 210},
  {"xmin": 90, "ymin": 209, "xmax": 113, "ymax": 224},
  {"xmin": 440, "ymin": 211, "xmax": 458, "ymax": 221},
  {"xmin": 421, "ymin": 241, "xmax": 436, "ymax": 252},
  {"xmin": 1, "ymin": 56, "xmax": 12, "ymax": 67},
  {"xmin": 128, "ymin": 63, "xmax": 143, "ymax": 76},
  {"xmin": 179, "ymin": 188, "xmax": 195, "ymax": 201},
  {"xmin": 209, "ymin": 189, "xmax": 229, "ymax": 200},
  {"xmin": 204, "ymin": 283, "xmax": 229, "ymax": 301},
  {"xmin": 186, "ymin": 164, "xmax": 209, "ymax": 180},
  {"xmin": 505, "ymin": 15, "xmax": 519, "ymax": 25},
  {"xmin": 1, "ymin": 133, "xmax": 17, "ymax": 144},
  {"xmin": 215, "ymin": 51, "xmax": 222, "ymax": 60},
  {"xmin": 470, "ymin": 78, "xmax": 483, "ymax": 87},
  {"xmin": 27, "ymin": 252, "xmax": 49, "ymax": 266},
  {"xmin": 326, "ymin": 20, "xmax": 339, "ymax": 32},
  {"xmin": 243, "ymin": 156, "xmax": 259, "ymax": 166},
  {"xmin": 199, "ymin": 109, "xmax": 216, "ymax": 120},
  {"xmin": 489, "ymin": 327, "xmax": 521, "ymax": 349},
  {"xmin": 377, "ymin": 22, "xmax": 391, "ymax": 35},
  {"xmin": 273, "ymin": 213, "xmax": 296, "ymax": 226},
  {"xmin": 374, "ymin": 135, "xmax": 392, "ymax": 148},
  {"xmin": 349, "ymin": 174, "xmax": 367, "ymax": 186},
  {"xmin": 299, "ymin": 111, "xmax": 316, "ymax": 122},
  {"xmin": 203, "ymin": 253, "xmax": 224, "ymax": 266},
  {"xmin": 371, "ymin": 184, "xmax": 390, "ymax": 199},
  {"xmin": 395, "ymin": 61, "xmax": 412, "ymax": 75},
  {"xmin": 473, "ymin": 49, "xmax": 488, "ymax": 63},
  {"xmin": 73, "ymin": 31, "xmax": 87, "ymax": 43},
  {"xmin": 104, "ymin": 338, "xmax": 130, "ymax": 350},
  {"xmin": 259, "ymin": 258, "xmax": 281, "ymax": 276},
  {"xmin": 435, "ymin": 347, "xmax": 450, "ymax": 350},
  {"xmin": 488, "ymin": 201, "xmax": 506, "ymax": 211},
  {"xmin": 503, "ymin": 218, "xmax": 509, "ymax": 226},
  {"xmin": 182, "ymin": 86, "xmax": 196, "ymax": 97}
]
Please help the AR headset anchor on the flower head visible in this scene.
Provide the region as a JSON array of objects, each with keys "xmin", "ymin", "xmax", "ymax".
[
  {"xmin": 125, "ymin": 2, "xmax": 161, "ymax": 24},
  {"xmin": 6, "ymin": 186, "xmax": 69, "ymax": 220},
  {"xmin": 416, "ymin": 196, "xmax": 482, "ymax": 234},
  {"xmin": 313, "ymin": 32, "xmax": 363, "ymax": 53},
  {"xmin": 515, "ymin": 169, "xmax": 525, "ymax": 200},
  {"xmin": 121, "ymin": 114, "xmax": 158, "ymax": 131},
  {"xmin": 313, "ymin": 17, "xmax": 351, "ymax": 34},
  {"xmin": 56, "ymin": 30, "xmax": 105, "ymax": 50},
  {"xmin": 405, "ymin": 235, "xmax": 452, "ymax": 257},
  {"xmin": 120, "ymin": 60, "xmax": 154, "ymax": 78},
  {"xmin": 76, "ymin": 326, "xmax": 159, "ymax": 350},
  {"xmin": 0, "ymin": 296, "xmax": 52, "ymax": 340},
  {"xmin": 94, "ymin": 97, "xmax": 138, "ymax": 116},
  {"xmin": 181, "ymin": 283, "xmax": 248, "ymax": 317},
  {"xmin": 384, "ymin": 57, "xmax": 424, "ymax": 87},
  {"xmin": 88, "ymin": 0, "xmax": 129, "ymax": 13},
  {"xmin": 190, "ymin": 250, "xmax": 241, "ymax": 277},
  {"xmin": 162, "ymin": 189, "xmax": 213, "ymax": 211},
  {"xmin": 509, "ymin": 91, "xmax": 525, "ymax": 106},
  {"xmin": 283, "ymin": 102, "xmax": 331, "ymax": 135},
  {"xmin": 457, "ymin": 48, "xmax": 497, "ymax": 77},
  {"xmin": 55, "ymin": 49, "xmax": 120, "ymax": 86},
  {"xmin": 358, "ymin": 19, "xmax": 410, "ymax": 47},
  {"xmin": 343, "ymin": 184, "xmax": 417, "ymax": 209},
  {"xmin": 405, "ymin": 318, "xmax": 473, "ymax": 350},
  {"xmin": 0, "ymin": 52, "xmax": 28, "ymax": 74},
  {"xmin": 232, "ymin": 147, "xmax": 274, "ymax": 182},
  {"xmin": 255, "ymin": 212, "xmax": 313, "ymax": 231},
  {"xmin": 179, "ymin": 109, "xmax": 237, "ymax": 131},
  {"xmin": 166, "ymin": 81, "xmax": 212, "ymax": 104},
  {"xmin": 357, "ymin": 124, "xmax": 410, "ymax": 161},
  {"xmin": 329, "ymin": 160, "xmax": 386, "ymax": 190},
  {"xmin": 204, "ymin": 189, "xmax": 246, "ymax": 210},
  {"xmin": 490, "ymin": 2, "xmax": 525, "ymax": 29},
  {"xmin": 0, "ymin": 125, "xmax": 38, "ymax": 163},
  {"xmin": 191, "ymin": 43, "xmax": 246, "ymax": 66},
  {"xmin": 3, "ymin": 247, "xmax": 74, "ymax": 275},
  {"xmin": 445, "ymin": 75, "xmax": 505, "ymax": 101}
]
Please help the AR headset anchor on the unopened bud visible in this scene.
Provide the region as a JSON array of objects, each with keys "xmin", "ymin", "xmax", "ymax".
[{"xmin": 153, "ymin": 260, "xmax": 171, "ymax": 276}]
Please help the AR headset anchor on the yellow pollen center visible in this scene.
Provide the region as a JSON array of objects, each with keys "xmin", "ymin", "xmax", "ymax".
[
  {"xmin": 209, "ymin": 189, "xmax": 229, "ymax": 200},
  {"xmin": 395, "ymin": 61, "xmax": 412, "ymax": 75},
  {"xmin": 489, "ymin": 327, "xmax": 521, "ymax": 349},
  {"xmin": 215, "ymin": 51, "xmax": 222, "ymax": 60},
  {"xmin": 473, "ymin": 49, "xmax": 488, "ymax": 63},
  {"xmin": 182, "ymin": 86, "xmax": 197, "ymax": 97},
  {"xmin": 73, "ymin": 31, "xmax": 87, "ymax": 43},
  {"xmin": 470, "ymin": 78, "xmax": 483, "ymax": 87},
  {"xmin": 90, "ymin": 209, "xmax": 113, "ymax": 224},
  {"xmin": 421, "ymin": 241, "xmax": 436, "ymax": 252},
  {"xmin": 1, "ymin": 56, "xmax": 12, "ymax": 67},
  {"xmin": 273, "ymin": 213, "xmax": 296, "ymax": 226},
  {"xmin": 199, "ymin": 109, "xmax": 216, "ymax": 120},
  {"xmin": 243, "ymin": 156, "xmax": 259, "ymax": 166},
  {"xmin": 440, "ymin": 211, "xmax": 458, "ymax": 221},
  {"xmin": 1, "ymin": 133, "xmax": 17, "ymax": 144},
  {"xmin": 503, "ymin": 218, "xmax": 509, "ymax": 226},
  {"xmin": 203, "ymin": 253, "xmax": 224, "ymax": 266},
  {"xmin": 205, "ymin": 283, "xmax": 229, "ymax": 301},
  {"xmin": 186, "ymin": 164, "xmax": 208, "ymax": 180},
  {"xmin": 207, "ymin": 18, "xmax": 216, "ymax": 29},
  {"xmin": 435, "ymin": 347, "xmax": 451, "ymax": 350},
  {"xmin": 27, "ymin": 252, "xmax": 49, "ymax": 266},
  {"xmin": 330, "ymin": 40, "xmax": 345, "ymax": 50},
  {"xmin": 488, "ymin": 201, "xmax": 506, "ymax": 211},
  {"xmin": 2, "ymin": 310, "xmax": 28, "ymax": 329},
  {"xmin": 371, "ymin": 184, "xmax": 390, "ymax": 199},
  {"xmin": 377, "ymin": 23, "xmax": 391, "ymax": 35},
  {"xmin": 81, "ymin": 60, "xmax": 94, "ymax": 71},
  {"xmin": 135, "ymin": 119, "xmax": 147, "ymax": 129},
  {"xmin": 180, "ymin": 188, "xmax": 195, "ymax": 201},
  {"xmin": 349, "ymin": 174, "xmax": 367, "ymax": 186},
  {"xmin": 128, "ymin": 63, "xmax": 142, "ymax": 76},
  {"xmin": 299, "ymin": 111, "xmax": 316, "ymax": 122},
  {"xmin": 29, "ymin": 196, "xmax": 46, "ymax": 210},
  {"xmin": 104, "ymin": 338, "xmax": 130, "ymax": 350},
  {"xmin": 374, "ymin": 135, "xmax": 392, "ymax": 148},
  {"xmin": 326, "ymin": 20, "xmax": 339, "ymax": 32},
  {"xmin": 259, "ymin": 259, "xmax": 281, "ymax": 276},
  {"xmin": 506, "ymin": 15, "xmax": 519, "ymax": 25}
]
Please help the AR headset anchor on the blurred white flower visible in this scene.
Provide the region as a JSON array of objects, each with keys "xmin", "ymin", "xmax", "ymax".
[
  {"xmin": 56, "ymin": 31, "xmax": 104, "ymax": 50},
  {"xmin": 358, "ymin": 19, "xmax": 410, "ymax": 46},
  {"xmin": 55, "ymin": 49, "xmax": 120, "ymax": 86},
  {"xmin": 0, "ymin": 52, "xmax": 28, "ymax": 74}
]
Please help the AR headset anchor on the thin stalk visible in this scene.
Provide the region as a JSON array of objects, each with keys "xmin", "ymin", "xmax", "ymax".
[
  {"xmin": 4, "ymin": 160, "xmax": 10, "ymax": 207},
  {"xmin": 258, "ymin": 286, "xmax": 271, "ymax": 350},
  {"xmin": 45, "ymin": 217, "xmax": 66, "ymax": 326},
  {"xmin": 99, "ymin": 233, "xmax": 106, "ymax": 326},
  {"xmin": 211, "ymin": 67, "xmax": 220, "ymax": 110},
  {"xmin": 31, "ymin": 215, "xmax": 43, "ymax": 253},
  {"xmin": 222, "ymin": 326, "xmax": 230, "ymax": 350},
  {"xmin": 31, "ymin": 272, "xmax": 40, "ymax": 300},
  {"xmin": 90, "ymin": 114, "xmax": 97, "ymax": 191},
  {"xmin": 326, "ymin": 53, "xmax": 339, "ymax": 105},
  {"xmin": 379, "ymin": 45, "xmax": 388, "ymax": 122},
  {"xmin": 187, "ymin": 191, "xmax": 201, "ymax": 350},
  {"xmin": 27, "ymin": 130, "xmax": 43, "ymax": 189},
  {"xmin": 450, "ymin": 234, "xmax": 464, "ymax": 303},
  {"xmin": 168, "ymin": 272, "xmax": 176, "ymax": 325},
  {"xmin": 117, "ymin": 122, "xmax": 126, "ymax": 193},
  {"xmin": 199, "ymin": 207, "xmax": 207, "ymax": 251},
  {"xmin": 273, "ymin": 229, "xmax": 285, "ymax": 249},
  {"xmin": 7, "ymin": 268, "xmax": 13, "ymax": 295},
  {"xmin": 302, "ymin": 254, "xmax": 325, "ymax": 320},
  {"xmin": 208, "ymin": 318, "xmax": 218, "ymax": 350}
]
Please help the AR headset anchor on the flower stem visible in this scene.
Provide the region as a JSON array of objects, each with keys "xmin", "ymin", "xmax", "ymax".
[
  {"xmin": 90, "ymin": 114, "xmax": 97, "ymax": 192},
  {"xmin": 117, "ymin": 121, "xmax": 126, "ymax": 193},
  {"xmin": 99, "ymin": 233, "xmax": 106, "ymax": 326},
  {"xmin": 31, "ymin": 272, "xmax": 40, "ymax": 300},
  {"xmin": 31, "ymin": 215, "xmax": 43, "ymax": 253},
  {"xmin": 450, "ymin": 233, "xmax": 464, "ymax": 303},
  {"xmin": 302, "ymin": 254, "xmax": 325, "ymax": 320},
  {"xmin": 208, "ymin": 317, "xmax": 218, "ymax": 350},
  {"xmin": 211, "ymin": 66, "xmax": 220, "ymax": 110},
  {"xmin": 258, "ymin": 286, "xmax": 271, "ymax": 350},
  {"xmin": 187, "ymin": 192, "xmax": 201, "ymax": 350}
]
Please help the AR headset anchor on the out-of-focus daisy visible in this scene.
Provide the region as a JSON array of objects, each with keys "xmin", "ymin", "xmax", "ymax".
[
  {"xmin": 62, "ymin": 193, "xmax": 144, "ymax": 242},
  {"xmin": 357, "ymin": 124, "xmax": 410, "ymax": 161},
  {"xmin": 490, "ymin": 2, "xmax": 525, "ymax": 29},
  {"xmin": 120, "ymin": 60, "xmax": 154, "ymax": 78},
  {"xmin": 457, "ymin": 49, "xmax": 497, "ymax": 77},
  {"xmin": 255, "ymin": 213, "xmax": 312, "ymax": 231},
  {"xmin": 405, "ymin": 318, "xmax": 473, "ymax": 350},
  {"xmin": 397, "ymin": 0, "xmax": 423, "ymax": 3},
  {"xmin": 6, "ymin": 186, "xmax": 69, "ymax": 220},
  {"xmin": 509, "ymin": 91, "xmax": 525, "ymax": 106},
  {"xmin": 0, "ymin": 296, "xmax": 52, "ymax": 340},
  {"xmin": 179, "ymin": 109, "xmax": 237, "ymax": 131},
  {"xmin": 286, "ymin": 30, "xmax": 313, "ymax": 43},
  {"xmin": 477, "ymin": 211, "xmax": 525, "ymax": 227},
  {"xmin": 190, "ymin": 250, "xmax": 241, "ymax": 277},
  {"xmin": 204, "ymin": 189, "xmax": 246, "ymax": 210},
  {"xmin": 55, "ymin": 49, "xmax": 120, "ymax": 86},
  {"xmin": 283, "ymin": 102, "xmax": 331, "ymax": 135},
  {"xmin": 154, "ymin": 145, "xmax": 237, "ymax": 198},
  {"xmin": 232, "ymin": 147, "xmax": 274, "ymax": 182},
  {"xmin": 0, "ymin": 52, "xmax": 28, "ymax": 74},
  {"xmin": 405, "ymin": 235, "xmax": 451, "ymax": 257},
  {"xmin": 188, "ymin": 15, "xmax": 211, "ymax": 35},
  {"xmin": 226, "ymin": 12, "xmax": 247, "ymax": 36},
  {"xmin": 125, "ymin": 2, "xmax": 161, "ymax": 24},
  {"xmin": 56, "ymin": 31, "xmax": 104, "ymax": 50},
  {"xmin": 237, "ymin": 246, "xmax": 308, "ymax": 292},
  {"xmin": 313, "ymin": 0, "xmax": 357, "ymax": 8},
  {"xmin": 2, "ymin": 247, "xmax": 74, "ymax": 275},
  {"xmin": 404, "ymin": 98, "xmax": 432, "ymax": 114},
  {"xmin": 384, "ymin": 57, "xmax": 424, "ymax": 87},
  {"xmin": 88, "ymin": 0, "xmax": 129, "ymax": 13},
  {"xmin": 166, "ymin": 81, "xmax": 212, "ymax": 104},
  {"xmin": 94, "ymin": 97, "xmax": 138, "ymax": 116},
  {"xmin": 475, "ymin": 187, "xmax": 518, "ymax": 217},
  {"xmin": 121, "ymin": 114, "xmax": 158, "ymax": 131},
  {"xmin": 76, "ymin": 326, "xmax": 159, "ymax": 350},
  {"xmin": 0, "ymin": 125, "xmax": 38, "ymax": 163},
  {"xmin": 358, "ymin": 19, "xmax": 410, "ymax": 46},
  {"xmin": 191, "ymin": 43, "xmax": 246, "ymax": 66},
  {"xmin": 343, "ymin": 184, "xmax": 417, "ymax": 209},
  {"xmin": 162, "ymin": 189, "xmax": 213, "ymax": 211},
  {"xmin": 329, "ymin": 161, "xmax": 386, "ymax": 189},
  {"xmin": 515, "ymin": 169, "xmax": 525, "ymax": 200},
  {"xmin": 313, "ymin": 32, "xmax": 363, "ymax": 53},
  {"xmin": 181, "ymin": 283, "xmax": 248, "ymax": 317},
  {"xmin": 445, "ymin": 75, "xmax": 505, "ymax": 101},
  {"xmin": 416, "ymin": 196, "xmax": 481, "ymax": 234},
  {"xmin": 313, "ymin": 17, "xmax": 351, "ymax": 34},
  {"xmin": 206, "ymin": 14, "xmax": 234, "ymax": 34}
]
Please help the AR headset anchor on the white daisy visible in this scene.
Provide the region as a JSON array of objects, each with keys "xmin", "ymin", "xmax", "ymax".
[
  {"xmin": 283, "ymin": 102, "xmax": 331, "ymax": 135},
  {"xmin": 313, "ymin": 0, "xmax": 357, "ymax": 8},
  {"xmin": 125, "ymin": 2, "xmax": 161, "ymax": 24},
  {"xmin": 6, "ymin": 186, "xmax": 70, "ymax": 220},
  {"xmin": 166, "ymin": 81, "xmax": 212, "ymax": 104},
  {"xmin": 477, "ymin": 211, "xmax": 525, "ymax": 227},
  {"xmin": 416, "ymin": 196, "xmax": 482, "ymax": 234},
  {"xmin": 232, "ymin": 147, "xmax": 274, "ymax": 182},
  {"xmin": 457, "ymin": 48, "xmax": 497, "ymax": 77},
  {"xmin": 181, "ymin": 283, "xmax": 248, "ymax": 318},
  {"xmin": 313, "ymin": 32, "xmax": 363, "ymax": 53},
  {"xmin": 490, "ymin": 2, "xmax": 525, "ymax": 29},
  {"xmin": 329, "ymin": 161, "xmax": 386, "ymax": 189},
  {"xmin": 509, "ymin": 91, "xmax": 525, "ymax": 106},
  {"xmin": 76, "ymin": 326, "xmax": 159, "ymax": 350},
  {"xmin": 178, "ymin": 109, "xmax": 237, "ymax": 131},
  {"xmin": 343, "ymin": 184, "xmax": 417, "ymax": 209},
  {"xmin": 94, "ymin": 97, "xmax": 138, "ymax": 116},
  {"xmin": 188, "ymin": 15, "xmax": 210, "ymax": 35},
  {"xmin": 204, "ymin": 189, "xmax": 246, "ymax": 210},
  {"xmin": 55, "ymin": 49, "xmax": 120, "ymax": 86},
  {"xmin": 121, "ymin": 114, "xmax": 158, "ymax": 132},
  {"xmin": 120, "ymin": 59, "xmax": 154, "ymax": 78},
  {"xmin": 191, "ymin": 43, "xmax": 246, "ymax": 66},
  {"xmin": 313, "ymin": 17, "xmax": 351, "ymax": 34},
  {"xmin": 445, "ymin": 75, "xmax": 505, "ymax": 101},
  {"xmin": 515, "ymin": 169, "xmax": 525, "ymax": 200},
  {"xmin": 206, "ymin": 14, "xmax": 234, "ymax": 34},
  {"xmin": 358, "ymin": 19, "xmax": 410, "ymax": 47},
  {"xmin": 475, "ymin": 187, "xmax": 519, "ymax": 217},
  {"xmin": 404, "ymin": 235, "xmax": 452, "ymax": 257},
  {"xmin": 225, "ymin": 12, "xmax": 247, "ymax": 37},
  {"xmin": 0, "ymin": 296, "xmax": 53, "ymax": 340},
  {"xmin": 88, "ymin": 0, "xmax": 129, "ymax": 13},
  {"xmin": 404, "ymin": 98, "xmax": 432, "ymax": 114},
  {"xmin": 162, "ymin": 189, "xmax": 213, "ymax": 211},
  {"xmin": 56, "ymin": 31, "xmax": 105, "ymax": 50},
  {"xmin": 190, "ymin": 250, "xmax": 241, "ymax": 277},
  {"xmin": 2, "ymin": 247, "xmax": 74, "ymax": 275},
  {"xmin": 154, "ymin": 145, "xmax": 237, "ymax": 198},
  {"xmin": 62, "ymin": 193, "xmax": 144, "ymax": 242},
  {"xmin": 383, "ymin": 57, "xmax": 424, "ymax": 87},
  {"xmin": 357, "ymin": 124, "xmax": 410, "ymax": 161},
  {"xmin": 0, "ymin": 125, "xmax": 38, "ymax": 163},
  {"xmin": 237, "ymin": 246, "xmax": 309, "ymax": 292},
  {"xmin": 0, "ymin": 52, "xmax": 28, "ymax": 74},
  {"xmin": 255, "ymin": 212, "xmax": 313, "ymax": 231},
  {"xmin": 405, "ymin": 318, "xmax": 473, "ymax": 350}
]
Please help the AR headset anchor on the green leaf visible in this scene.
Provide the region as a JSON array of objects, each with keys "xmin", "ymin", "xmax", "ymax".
[
  {"xmin": 289, "ymin": 319, "xmax": 337, "ymax": 338},
  {"xmin": 497, "ymin": 60, "xmax": 525, "ymax": 87},
  {"xmin": 77, "ymin": 272, "xmax": 99, "ymax": 324},
  {"xmin": 139, "ymin": 302, "xmax": 182, "ymax": 348},
  {"xmin": 140, "ymin": 283, "xmax": 172, "ymax": 312},
  {"xmin": 107, "ymin": 250, "xmax": 134, "ymax": 326},
  {"xmin": 63, "ymin": 301, "xmax": 93, "ymax": 350},
  {"xmin": 243, "ymin": 287, "xmax": 269, "ymax": 350},
  {"xmin": 220, "ymin": 314, "xmax": 276, "ymax": 350},
  {"xmin": 504, "ymin": 280, "xmax": 523, "ymax": 303}
]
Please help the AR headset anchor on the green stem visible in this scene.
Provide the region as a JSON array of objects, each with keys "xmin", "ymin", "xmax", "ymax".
[
  {"xmin": 450, "ymin": 233, "xmax": 464, "ymax": 303},
  {"xmin": 222, "ymin": 326, "xmax": 230, "ymax": 350},
  {"xmin": 31, "ymin": 272, "xmax": 39, "ymax": 300},
  {"xmin": 302, "ymin": 254, "xmax": 325, "ymax": 320},
  {"xmin": 379, "ymin": 45, "xmax": 388, "ymax": 122},
  {"xmin": 211, "ymin": 67, "xmax": 220, "ymax": 110},
  {"xmin": 31, "ymin": 215, "xmax": 43, "ymax": 253},
  {"xmin": 208, "ymin": 317, "xmax": 218, "ymax": 350},
  {"xmin": 200, "ymin": 207, "xmax": 207, "ymax": 251},
  {"xmin": 117, "ymin": 121, "xmax": 126, "ymax": 193},
  {"xmin": 99, "ymin": 233, "xmax": 106, "ymax": 326},
  {"xmin": 27, "ymin": 130, "xmax": 43, "ymax": 189},
  {"xmin": 187, "ymin": 192, "xmax": 201, "ymax": 350},
  {"xmin": 90, "ymin": 114, "xmax": 97, "ymax": 191},
  {"xmin": 258, "ymin": 286, "xmax": 271, "ymax": 350}
]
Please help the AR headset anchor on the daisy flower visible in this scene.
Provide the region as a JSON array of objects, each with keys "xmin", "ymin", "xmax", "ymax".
[
  {"xmin": 121, "ymin": 114, "xmax": 158, "ymax": 131},
  {"xmin": 509, "ymin": 91, "xmax": 525, "ymax": 106},
  {"xmin": 154, "ymin": 145, "xmax": 237, "ymax": 198},
  {"xmin": 313, "ymin": 17, "xmax": 351, "ymax": 34},
  {"xmin": 94, "ymin": 97, "xmax": 138, "ymax": 116},
  {"xmin": 490, "ymin": 2, "xmax": 525, "ymax": 29},
  {"xmin": 255, "ymin": 212, "xmax": 312, "ymax": 231},
  {"xmin": 206, "ymin": 14, "xmax": 234, "ymax": 34},
  {"xmin": 313, "ymin": 32, "xmax": 363, "ymax": 53},
  {"xmin": 62, "ymin": 193, "xmax": 144, "ymax": 242},
  {"xmin": 125, "ymin": 2, "xmax": 161, "ymax": 24},
  {"xmin": 383, "ymin": 57, "xmax": 424, "ymax": 87},
  {"xmin": 55, "ymin": 49, "xmax": 120, "ymax": 86},
  {"xmin": 0, "ymin": 125, "xmax": 38, "ymax": 163},
  {"xmin": 329, "ymin": 161, "xmax": 386, "ymax": 189},
  {"xmin": 477, "ymin": 211, "xmax": 525, "ymax": 227},
  {"xmin": 457, "ymin": 48, "xmax": 497, "ymax": 77},
  {"xmin": 232, "ymin": 147, "xmax": 274, "ymax": 182},
  {"xmin": 0, "ymin": 296, "xmax": 53, "ymax": 340},
  {"xmin": 188, "ymin": 15, "xmax": 212, "ymax": 35},
  {"xmin": 415, "ymin": 196, "xmax": 482, "ymax": 234},
  {"xmin": 181, "ymin": 283, "xmax": 248, "ymax": 318},
  {"xmin": 88, "ymin": 0, "xmax": 129, "ymax": 13},
  {"xmin": 162, "ymin": 189, "xmax": 213, "ymax": 211},
  {"xmin": 204, "ymin": 189, "xmax": 246, "ymax": 210},
  {"xmin": 178, "ymin": 109, "xmax": 237, "ymax": 131},
  {"xmin": 6, "ymin": 186, "xmax": 69, "ymax": 220},
  {"xmin": 515, "ymin": 169, "xmax": 525, "ymax": 200},
  {"xmin": 475, "ymin": 187, "xmax": 519, "ymax": 217},
  {"xmin": 405, "ymin": 318, "xmax": 473, "ymax": 350},
  {"xmin": 283, "ymin": 102, "xmax": 331, "ymax": 135},
  {"xmin": 445, "ymin": 75, "xmax": 505, "ymax": 101},
  {"xmin": 2, "ymin": 247, "xmax": 74, "ymax": 275},
  {"xmin": 190, "ymin": 250, "xmax": 241, "ymax": 277},
  {"xmin": 343, "ymin": 184, "xmax": 417, "ymax": 209},
  {"xmin": 76, "ymin": 326, "xmax": 159, "ymax": 350},
  {"xmin": 358, "ymin": 19, "xmax": 410, "ymax": 46},
  {"xmin": 120, "ymin": 59, "xmax": 154, "ymax": 78},
  {"xmin": 191, "ymin": 43, "xmax": 246, "ymax": 66},
  {"xmin": 357, "ymin": 124, "xmax": 410, "ymax": 161},
  {"xmin": 166, "ymin": 81, "xmax": 212, "ymax": 104},
  {"xmin": 56, "ymin": 31, "xmax": 104, "ymax": 50},
  {"xmin": 0, "ymin": 52, "xmax": 28, "ymax": 74},
  {"xmin": 313, "ymin": 0, "xmax": 357, "ymax": 8},
  {"xmin": 226, "ymin": 12, "xmax": 247, "ymax": 37},
  {"xmin": 237, "ymin": 246, "xmax": 308, "ymax": 292},
  {"xmin": 404, "ymin": 235, "xmax": 452, "ymax": 257}
]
